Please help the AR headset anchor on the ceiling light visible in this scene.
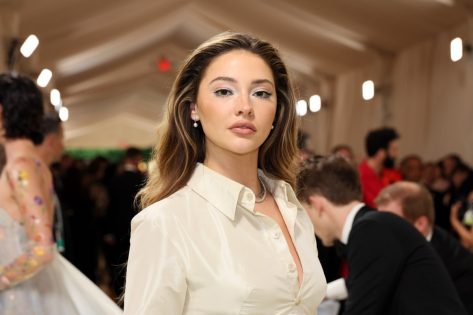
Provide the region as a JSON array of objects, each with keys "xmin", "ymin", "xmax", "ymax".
[
  {"xmin": 59, "ymin": 106, "xmax": 69, "ymax": 122},
  {"xmin": 37, "ymin": 69, "xmax": 52, "ymax": 87},
  {"xmin": 20, "ymin": 34, "xmax": 39, "ymax": 58},
  {"xmin": 309, "ymin": 95, "xmax": 321, "ymax": 112},
  {"xmin": 451, "ymin": 37, "xmax": 463, "ymax": 62},
  {"xmin": 50, "ymin": 89, "xmax": 61, "ymax": 106},
  {"xmin": 296, "ymin": 100, "xmax": 307, "ymax": 116},
  {"xmin": 362, "ymin": 80, "xmax": 375, "ymax": 101}
]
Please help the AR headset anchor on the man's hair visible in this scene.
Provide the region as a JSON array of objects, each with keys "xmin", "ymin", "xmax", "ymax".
[
  {"xmin": 365, "ymin": 127, "xmax": 399, "ymax": 157},
  {"xmin": 375, "ymin": 181, "xmax": 435, "ymax": 225},
  {"xmin": 41, "ymin": 112, "xmax": 62, "ymax": 136},
  {"xmin": 297, "ymin": 155, "xmax": 362, "ymax": 205}
]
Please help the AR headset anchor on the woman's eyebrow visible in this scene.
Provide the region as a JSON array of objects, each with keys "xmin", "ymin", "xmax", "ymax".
[{"xmin": 209, "ymin": 76, "xmax": 274, "ymax": 87}]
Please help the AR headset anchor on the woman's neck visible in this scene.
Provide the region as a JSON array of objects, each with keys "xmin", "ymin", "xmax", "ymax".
[
  {"xmin": 5, "ymin": 139, "xmax": 37, "ymax": 161},
  {"xmin": 204, "ymin": 151, "xmax": 261, "ymax": 194}
]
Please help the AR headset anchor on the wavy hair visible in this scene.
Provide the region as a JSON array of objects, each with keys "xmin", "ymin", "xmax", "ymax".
[{"xmin": 138, "ymin": 32, "xmax": 299, "ymax": 208}]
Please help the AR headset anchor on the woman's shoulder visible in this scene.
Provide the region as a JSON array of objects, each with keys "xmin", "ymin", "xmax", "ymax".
[
  {"xmin": 4, "ymin": 155, "xmax": 50, "ymax": 184},
  {"xmin": 131, "ymin": 186, "xmax": 193, "ymax": 229},
  {"xmin": 6, "ymin": 155, "xmax": 42, "ymax": 169}
]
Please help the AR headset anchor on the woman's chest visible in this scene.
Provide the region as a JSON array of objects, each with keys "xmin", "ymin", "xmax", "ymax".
[{"xmin": 179, "ymin": 210, "xmax": 326, "ymax": 314}]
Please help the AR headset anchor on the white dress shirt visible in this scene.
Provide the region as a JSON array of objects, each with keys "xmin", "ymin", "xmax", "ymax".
[
  {"xmin": 340, "ymin": 203, "xmax": 365, "ymax": 245},
  {"xmin": 325, "ymin": 203, "xmax": 365, "ymax": 301},
  {"xmin": 124, "ymin": 163, "xmax": 326, "ymax": 315}
]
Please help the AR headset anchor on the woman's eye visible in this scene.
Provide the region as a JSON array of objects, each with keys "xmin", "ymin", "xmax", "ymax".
[
  {"xmin": 214, "ymin": 89, "xmax": 233, "ymax": 97},
  {"xmin": 254, "ymin": 90, "xmax": 272, "ymax": 99}
]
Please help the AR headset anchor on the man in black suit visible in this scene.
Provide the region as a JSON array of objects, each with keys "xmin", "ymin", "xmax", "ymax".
[
  {"xmin": 376, "ymin": 181, "xmax": 473, "ymax": 314},
  {"xmin": 297, "ymin": 155, "xmax": 466, "ymax": 315}
]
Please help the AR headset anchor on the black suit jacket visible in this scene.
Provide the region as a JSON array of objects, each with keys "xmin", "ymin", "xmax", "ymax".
[
  {"xmin": 431, "ymin": 226, "xmax": 473, "ymax": 314},
  {"xmin": 343, "ymin": 206, "xmax": 466, "ymax": 315}
]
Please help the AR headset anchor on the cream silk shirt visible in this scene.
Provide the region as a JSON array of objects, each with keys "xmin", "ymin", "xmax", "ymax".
[{"xmin": 124, "ymin": 163, "xmax": 326, "ymax": 315}]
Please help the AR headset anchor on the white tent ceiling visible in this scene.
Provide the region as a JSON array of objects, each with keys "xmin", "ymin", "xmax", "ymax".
[{"xmin": 1, "ymin": 0, "xmax": 471, "ymax": 148}]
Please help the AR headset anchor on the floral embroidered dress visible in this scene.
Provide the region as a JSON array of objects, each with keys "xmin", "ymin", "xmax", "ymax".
[{"xmin": 0, "ymin": 157, "xmax": 122, "ymax": 315}]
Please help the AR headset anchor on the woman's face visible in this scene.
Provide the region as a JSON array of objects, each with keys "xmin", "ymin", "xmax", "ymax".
[{"xmin": 194, "ymin": 49, "xmax": 277, "ymax": 161}]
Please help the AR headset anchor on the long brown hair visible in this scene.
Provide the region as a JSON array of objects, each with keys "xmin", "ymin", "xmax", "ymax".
[{"xmin": 138, "ymin": 32, "xmax": 299, "ymax": 208}]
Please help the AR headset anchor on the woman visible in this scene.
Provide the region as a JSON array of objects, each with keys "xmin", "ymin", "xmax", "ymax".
[
  {"xmin": 125, "ymin": 32, "xmax": 326, "ymax": 314},
  {"xmin": 450, "ymin": 190, "xmax": 473, "ymax": 251},
  {"xmin": 0, "ymin": 73, "xmax": 122, "ymax": 314}
]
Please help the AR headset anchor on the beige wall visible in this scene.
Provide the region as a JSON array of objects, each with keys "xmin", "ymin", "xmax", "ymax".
[
  {"xmin": 304, "ymin": 18, "xmax": 473, "ymax": 165},
  {"xmin": 0, "ymin": 4, "xmax": 20, "ymax": 72}
]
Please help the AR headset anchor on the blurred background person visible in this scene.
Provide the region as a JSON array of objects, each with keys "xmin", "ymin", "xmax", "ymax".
[
  {"xmin": 450, "ymin": 190, "xmax": 473, "ymax": 251},
  {"xmin": 376, "ymin": 181, "xmax": 473, "ymax": 314},
  {"xmin": 440, "ymin": 154, "xmax": 463, "ymax": 181},
  {"xmin": 331, "ymin": 144, "xmax": 356, "ymax": 165},
  {"xmin": 399, "ymin": 154, "xmax": 423, "ymax": 183},
  {"xmin": 297, "ymin": 129, "xmax": 315, "ymax": 165},
  {"xmin": 422, "ymin": 161, "xmax": 452, "ymax": 232},
  {"xmin": 358, "ymin": 127, "xmax": 401, "ymax": 207},
  {"xmin": 297, "ymin": 155, "xmax": 466, "ymax": 315}
]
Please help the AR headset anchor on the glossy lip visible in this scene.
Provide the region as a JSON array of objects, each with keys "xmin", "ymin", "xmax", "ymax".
[{"xmin": 229, "ymin": 121, "xmax": 257, "ymax": 134}]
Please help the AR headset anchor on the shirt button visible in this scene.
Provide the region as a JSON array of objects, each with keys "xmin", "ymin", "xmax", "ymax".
[
  {"xmin": 294, "ymin": 298, "xmax": 301, "ymax": 305},
  {"xmin": 273, "ymin": 231, "xmax": 281, "ymax": 239}
]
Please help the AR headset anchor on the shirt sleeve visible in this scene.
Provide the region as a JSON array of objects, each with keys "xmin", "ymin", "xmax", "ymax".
[
  {"xmin": 0, "ymin": 158, "xmax": 55, "ymax": 290},
  {"xmin": 326, "ymin": 278, "xmax": 348, "ymax": 300},
  {"xmin": 343, "ymin": 220, "xmax": 403, "ymax": 315},
  {"xmin": 124, "ymin": 211, "xmax": 187, "ymax": 315}
]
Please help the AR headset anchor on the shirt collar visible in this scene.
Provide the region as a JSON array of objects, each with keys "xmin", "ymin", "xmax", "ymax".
[
  {"xmin": 187, "ymin": 163, "xmax": 302, "ymax": 221},
  {"xmin": 340, "ymin": 203, "xmax": 365, "ymax": 245},
  {"xmin": 426, "ymin": 228, "xmax": 433, "ymax": 242},
  {"xmin": 260, "ymin": 169, "xmax": 304, "ymax": 210}
]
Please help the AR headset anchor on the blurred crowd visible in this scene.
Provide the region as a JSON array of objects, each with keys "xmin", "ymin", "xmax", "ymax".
[
  {"xmin": 298, "ymin": 127, "xmax": 473, "ymax": 314},
  {"xmin": 3, "ymin": 123, "xmax": 472, "ymax": 309},
  {"xmin": 51, "ymin": 148, "xmax": 146, "ymax": 298},
  {"xmin": 299, "ymin": 128, "xmax": 473, "ymax": 250}
]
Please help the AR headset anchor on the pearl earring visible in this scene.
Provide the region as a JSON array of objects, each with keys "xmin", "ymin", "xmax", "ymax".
[
  {"xmin": 271, "ymin": 125, "xmax": 274, "ymax": 130},
  {"xmin": 193, "ymin": 116, "xmax": 199, "ymax": 128}
]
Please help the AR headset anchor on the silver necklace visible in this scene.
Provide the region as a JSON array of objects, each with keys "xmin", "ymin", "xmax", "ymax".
[{"xmin": 255, "ymin": 176, "xmax": 267, "ymax": 203}]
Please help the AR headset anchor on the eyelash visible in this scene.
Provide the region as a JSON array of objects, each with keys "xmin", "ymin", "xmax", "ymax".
[
  {"xmin": 253, "ymin": 91, "xmax": 272, "ymax": 99},
  {"xmin": 214, "ymin": 89, "xmax": 233, "ymax": 97},
  {"xmin": 213, "ymin": 89, "xmax": 273, "ymax": 99}
]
